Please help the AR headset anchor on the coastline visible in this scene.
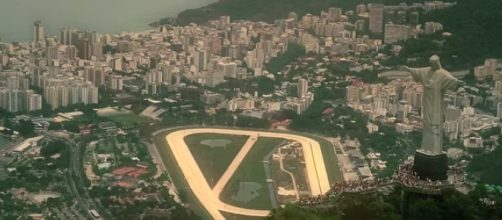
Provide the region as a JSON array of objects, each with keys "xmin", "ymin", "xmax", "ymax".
[{"xmin": 0, "ymin": 0, "xmax": 217, "ymax": 42}]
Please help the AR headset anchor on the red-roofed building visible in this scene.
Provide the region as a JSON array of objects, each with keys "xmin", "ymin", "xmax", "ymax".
[
  {"xmin": 322, "ymin": 107, "xmax": 335, "ymax": 116},
  {"xmin": 115, "ymin": 181, "xmax": 133, "ymax": 188}
]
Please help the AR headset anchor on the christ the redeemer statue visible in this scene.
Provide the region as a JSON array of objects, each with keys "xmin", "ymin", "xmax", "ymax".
[{"xmin": 400, "ymin": 55, "xmax": 465, "ymax": 180}]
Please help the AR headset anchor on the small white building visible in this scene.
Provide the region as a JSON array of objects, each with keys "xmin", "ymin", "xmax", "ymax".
[
  {"xmin": 464, "ymin": 137, "xmax": 483, "ymax": 149},
  {"xmin": 447, "ymin": 148, "xmax": 465, "ymax": 159}
]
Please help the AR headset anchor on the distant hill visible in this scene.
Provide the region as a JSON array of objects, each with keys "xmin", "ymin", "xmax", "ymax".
[
  {"xmin": 173, "ymin": 0, "xmax": 425, "ymax": 25},
  {"xmin": 418, "ymin": 0, "xmax": 502, "ymax": 68},
  {"xmin": 161, "ymin": 0, "xmax": 501, "ymax": 69}
]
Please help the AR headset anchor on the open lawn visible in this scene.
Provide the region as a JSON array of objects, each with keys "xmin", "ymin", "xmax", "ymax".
[
  {"xmin": 220, "ymin": 137, "xmax": 284, "ymax": 210},
  {"xmin": 221, "ymin": 211, "xmax": 266, "ymax": 220},
  {"xmin": 105, "ymin": 113, "xmax": 152, "ymax": 127},
  {"xmin": 315, "ymin": 135, "xmax": 343, "ymax": 184},
  {"xmin": 270, "ymin": 160, "xmax": 296, "ymax": 202},
  {"xmin": 184, "ymin": 133, "xmax": 249, "ymax": 187},
  {"xmin": 283, "ymin": 157, "xmax": 309, "ymax": 193}
]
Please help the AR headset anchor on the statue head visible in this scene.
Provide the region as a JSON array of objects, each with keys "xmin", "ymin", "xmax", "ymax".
[{"xmin": 429, "ymin": 55, "xmax": 442, "ymax": 71}]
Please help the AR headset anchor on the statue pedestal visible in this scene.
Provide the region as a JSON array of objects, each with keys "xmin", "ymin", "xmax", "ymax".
[{"xmin": 413, "ymin": 150, "xmax": 447, "ymax": 181}]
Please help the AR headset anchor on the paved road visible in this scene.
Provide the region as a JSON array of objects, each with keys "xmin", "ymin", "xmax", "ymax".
[
  {"xmin": 163, "ymin": 128, "xmax": 331, "ymax": 220},
  {"xmin": 64, "ymin": 140, "xmax": 94, "ymax": 220},
  {"xmin": 67, "ymin": 139, "xmax": 110, "ymax": 219}
]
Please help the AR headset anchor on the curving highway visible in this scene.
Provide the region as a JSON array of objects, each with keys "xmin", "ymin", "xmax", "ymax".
[{"xmin": 164, "ymin": 128, "xmax": 330, "ymax": 220}]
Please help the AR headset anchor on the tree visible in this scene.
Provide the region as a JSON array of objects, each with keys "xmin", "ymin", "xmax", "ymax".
[
  {"xmin": 341, "ymin": 195, "xmax": 401, "ymax": 220},
  {"xmin": 41, "ymin": 140, "xmax": 67, "ymax": 157},
  {"xmin": 439, "ymin": 189, "xmax": 482, "ymax": 220},
  {"xmin": 367, "ymin": 200, "xmax": 401, "ymax": 220},
  {"xmin": 48, "ymin": 122, "xmax": 62, "ymax": 130},
  {"xmin": 80, "ymin": 105, "xmax": 98, "ymax": 119},
  {"xmin": 235, "ymin": 116, "xmax": 271, "ymax": 128},
  {"xmin": 18, "ymin": 119, "xmax": 35, "ymax": 137},
  {"xmin": 468, "ymin": 145, "xmax": 502, "ymax": 185},
  {"xmin": 266, "ymin": 43, "xmax": 306, "ymax": 74},
  {"xmin": 268, "ymin": 204, "xmax": 339, "ymax": 220},
  {"xmin": 62, "ymin": 121, "xmax": 80, "ymax": 133},
  {"xmin": 407, "ymin": 199, "xmax": 441, "ymax": 220},
  {"xmin": 0, "ymin": 108, "xmax": 14, "ymax": 119}
]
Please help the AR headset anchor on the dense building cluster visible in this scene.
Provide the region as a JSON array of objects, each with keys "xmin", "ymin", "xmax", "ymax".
[
  {"xmin": 0, "ymin": 74, "xmax": 42, "ymax": 112},
  {"xmin": 0, "ymin": 1, "xmax": 453, "ymax": 114}
]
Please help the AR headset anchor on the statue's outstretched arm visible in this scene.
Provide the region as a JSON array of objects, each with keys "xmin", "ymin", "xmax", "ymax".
[
  {"xmin": 442, "ymin": 72, "xmax": 466, "ymax": 91},
  {"xmin": 399, "ymin": 66, "xmax": 429, "ymax": 82}
]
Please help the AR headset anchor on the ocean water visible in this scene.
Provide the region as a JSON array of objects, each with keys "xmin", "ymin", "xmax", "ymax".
[{"xmin": 0, "ymin": 0, "xmax": 215, "ymax": 41}]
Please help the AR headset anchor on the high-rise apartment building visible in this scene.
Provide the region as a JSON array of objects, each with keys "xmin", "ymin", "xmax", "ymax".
[
  {"xmin": 34, "ymin": 20, "xmax": 45, "ymax": 42},
  {"xmin": 369, "ymin": 4, "xmax": 384, "ymax": 34},
  {"xmin": 384, "ymin": 24, "xmax": 412, "ymax": 44},
  {"xmin": 60, "ymin": 28, "xmax": 73, "ymax": 45},
  {"xmin": 78, "ymin": 37, "xmax": 91, "ymax": 60},
  {"xmin": 298, "ymin": 78, "xmax": 308, "ymax": 98},
  {"xmin": 46, "ymin": 46, "xmax": 59, "ymax": 63},
  {"xmin": 108, "ymin": 75, "xmax": 123, "ymax": 91},
  {"xmin": 328, "ymin": 7, "xmax": 342, "ymax": 21}
]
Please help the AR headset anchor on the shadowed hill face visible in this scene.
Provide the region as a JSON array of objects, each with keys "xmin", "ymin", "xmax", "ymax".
[
  {"xmin": 175, "ymin": 0, "xmax": 429, "ymax": 25},
  {"xmin": 422, "ymin": 0, "xmax": 502, "ymax": 67}
]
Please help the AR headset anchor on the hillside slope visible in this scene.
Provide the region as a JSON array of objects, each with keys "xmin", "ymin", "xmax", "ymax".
[
  {"xmin": 174, "ymin": 0, "xmax": 423, "ymax": 25},
  {"xmin": 160, "ymin": 0, "xmax": 501, "ymax": 69},
  {"xmin": 421, "ymin": 0, "xmax": 502, "ymax": 67}
]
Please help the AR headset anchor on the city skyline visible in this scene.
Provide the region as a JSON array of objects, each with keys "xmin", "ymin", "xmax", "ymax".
[{"xmin": 0, "ymin": 0, "xmax": 501, "ymax": 219}]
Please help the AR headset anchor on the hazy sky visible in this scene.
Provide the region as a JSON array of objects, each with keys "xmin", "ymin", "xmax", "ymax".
[{"xmin": 0, "ymin": 0, "xmax": 215, "ymax": 41}]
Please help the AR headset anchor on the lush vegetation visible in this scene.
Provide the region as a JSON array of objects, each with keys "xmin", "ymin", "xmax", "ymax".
[
  {"xmin": 266, "ymin": 43, "xmax": 306, "ymax": 74},
  {"xmin": 468, "ymin": 137, "xmax": 502, "ymax": 185},
  {"xmin": 18, "ymin": 119, "xmax": 36, "ymax": 138},
  {"xmin": 216, "ymin": 76, "xmax": 278, "ymax": 97},
  {"xmin": 269, "ymin": 186, "xmax": 502, "ymax": 220},
  {"xmin": 235, "ymin": 115, "xmax": 271, "ymax": 128},
  {"xmin": 328, "ymin": 61, "xmax": 390, "ymax": 84},
  {"xmin": 105, "ymin": 113, "xmax": 152, "ymax": 128},
  {"xmin": 90, "ymin": 185, "xmax": 196, "ymax": 219},
  {"xmin": 40, "ymin": 140, "xmax": 67, "ymax": 157},
  {"xmin": 269, "ymin": 204, "xmax": 342, "ymax": 220},
  {"xmin": 399, "ymin": 0, "xmax": 502, "ymax": 70}
]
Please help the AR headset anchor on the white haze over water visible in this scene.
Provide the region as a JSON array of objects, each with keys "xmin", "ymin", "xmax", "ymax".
[{"xmin": 0, "ymin": 0, "xmax": 215, "ymax": 41}]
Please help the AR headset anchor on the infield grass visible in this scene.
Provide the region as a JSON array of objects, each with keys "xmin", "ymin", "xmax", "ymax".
[
  {"xmin": 184, "ymin": 133, "xmax": 249, "ymax": 187},
  {"xmin": 220, "ymin": 137, "xmax": 284, "ymax": 210}
]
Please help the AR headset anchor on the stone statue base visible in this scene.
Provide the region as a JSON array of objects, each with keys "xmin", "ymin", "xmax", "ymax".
[{"xmin": 413, "ymin": 150, "xmax": 447, "ymax": 181}]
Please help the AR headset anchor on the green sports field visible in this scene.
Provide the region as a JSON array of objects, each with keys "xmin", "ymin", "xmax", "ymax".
[
  {"xmin": 184, "ymin": 133, "xmax": 249, "ymax": 187},
  {"xmin": 105, "ymin": 113, "xmax": 152, "ymax": 127},
  {"xmin": 220, "ymin": 137, "xmax": 284, "ymax": 210}
]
